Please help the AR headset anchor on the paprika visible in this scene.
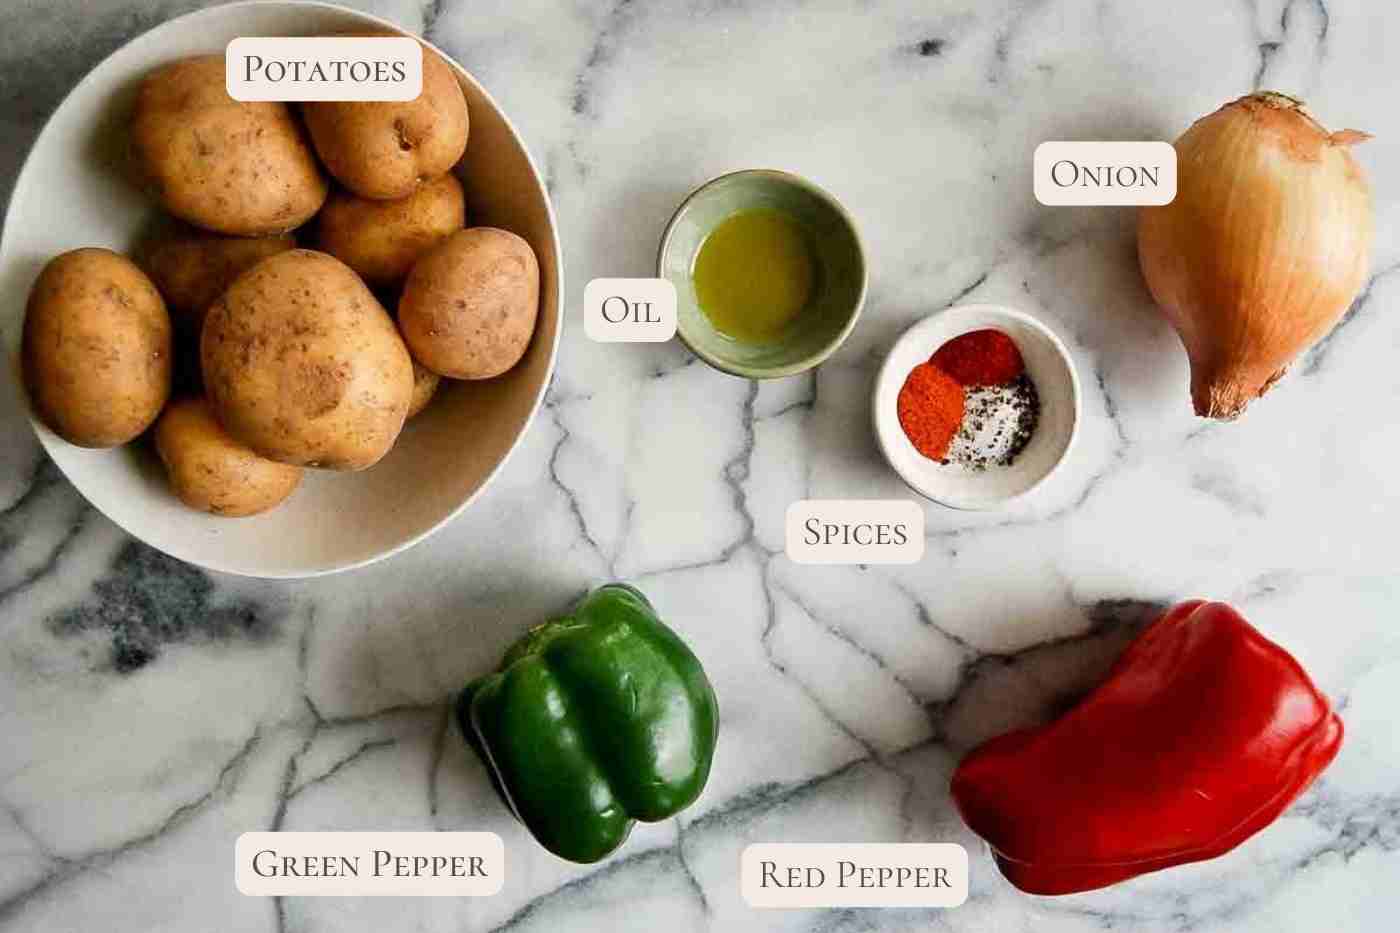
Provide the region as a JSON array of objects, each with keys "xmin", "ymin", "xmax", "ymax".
[
  {"xmin": 950, "ymin": 600, "xmax": 1343, "ymax": 895},
  {"xmin": 896, "ymin": 361, "xmax": 964, "ymax": 461},
  {"xmin": 931, "ymin": 329, "xmax": 1024, "ymax": 386},
  {"xmin": 897, "ymin": 328, "xmax": 1037, "ymax": 465}
]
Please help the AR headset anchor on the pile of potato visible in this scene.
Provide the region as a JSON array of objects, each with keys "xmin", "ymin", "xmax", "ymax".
[{"xmin": 21, "ymin": 39, "xmax": 540, "ymax": 518}]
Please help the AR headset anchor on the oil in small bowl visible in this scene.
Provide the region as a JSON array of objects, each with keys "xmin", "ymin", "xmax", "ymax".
[
  {"xmin": 692, "ymin": 208, "xmax": 817, "ymax": 344},
  {"xmin": 659, "ymin": 169, "xmax": 866, "ymax": 379}
]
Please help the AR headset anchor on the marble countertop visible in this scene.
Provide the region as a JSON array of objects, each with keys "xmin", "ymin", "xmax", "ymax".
[{"xmin": 3, "ymin": 0, "xmax": 1399, "ymax": 930}]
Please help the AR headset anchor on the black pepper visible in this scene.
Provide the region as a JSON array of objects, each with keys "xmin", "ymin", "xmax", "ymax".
[{"xmin": 945, "ymin": 375, "xmax": 1040, "ymax": 470}]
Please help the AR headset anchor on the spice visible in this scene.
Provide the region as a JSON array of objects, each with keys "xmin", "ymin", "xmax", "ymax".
[
  {"xmin": 897, "ymin": 328, "xmax": 1040, "ymax": 468},
  {"xmin": 897, "ymin": 362, "xmax": 965, "ymax": 461},
  {"xmin": 931, "ymin": 329, "xmax": 1024, "ymax": 386},
  {"xmin": 946, "ymin": 376, "xmax": 1040, "ymax": 470}
]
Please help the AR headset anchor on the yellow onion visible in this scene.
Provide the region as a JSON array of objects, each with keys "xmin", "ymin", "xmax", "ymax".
[{"xmin": 1138, "ymin": 92, "xmax": 1373, "ymax": 419}]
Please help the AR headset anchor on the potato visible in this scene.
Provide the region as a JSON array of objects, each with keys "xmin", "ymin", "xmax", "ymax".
[
  {"xmin": 398, "ymin": 228, "xmax": 539, "ymax": 379},
  {"xmin": 201, "ymin": 250, "xmax": 413, "ymax": 470},
  {"xmin": 143, "ymin": 232, "xmax": 295, "ymax": 333},
  {"xmin": 315, "ymin": 174, "xmax": 464, "ymax": 288},
  {"xmin": 407, "ymin": 360, "xmax": 441, "ymax": 418},
  {"xmin": 301, "ymin": 44, "xmax": 468, "ymax": 200},
  {"xmin": 131, "ymin": 55, "xmax": 327, "ymax": 235},
  {"xmin": 155, "ymin": 397, "xmax": 302, "ymax": 516},
  {"xmin": 22, "ymin": 248, "xmax": 171, "ymax": 448}
]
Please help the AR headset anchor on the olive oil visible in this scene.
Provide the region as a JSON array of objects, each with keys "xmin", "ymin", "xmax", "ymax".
[{"xmin": 692, "ymin": 208, "xmax": 816, "ymax": 343}]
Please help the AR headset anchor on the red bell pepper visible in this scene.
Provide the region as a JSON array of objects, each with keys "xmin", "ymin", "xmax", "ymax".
[{"xmin": 950, "ymin": 600, "xmax": 1343, "ymax": 895}]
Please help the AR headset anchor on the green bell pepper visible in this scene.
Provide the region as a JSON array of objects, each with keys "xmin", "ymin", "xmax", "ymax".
[{"xmin": 456, "ymin": 583, "xmax": 719, "ymax": 864}]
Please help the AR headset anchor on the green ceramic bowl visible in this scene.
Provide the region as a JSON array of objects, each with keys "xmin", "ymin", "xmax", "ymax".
[{"xmin": 658, "ymin": 169, "xmax": 866, "ymax": 379}]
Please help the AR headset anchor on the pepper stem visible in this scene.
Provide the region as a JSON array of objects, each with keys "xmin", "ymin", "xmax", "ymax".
[{"xmin": 501, "ymin": 619, "xmax": 573, "ymax": 667}]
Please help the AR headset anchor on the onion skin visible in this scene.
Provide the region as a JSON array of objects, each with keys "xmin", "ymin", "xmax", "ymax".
[{"xmin": 1138, "ymin": 92, "xmax": 1373, "ymax": 419}]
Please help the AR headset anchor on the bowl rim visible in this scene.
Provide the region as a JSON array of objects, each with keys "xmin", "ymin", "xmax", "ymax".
[
  {"xmin": 0, "ymin": 0, "xmax": 563, "ymax": 579},
  {"xmin": 655, "ymin": 168, "xmax": 867, "ymax": 380},
  {"xmin": 872, "ymin": 303, "xmax": 1082, "ymax": 511}
]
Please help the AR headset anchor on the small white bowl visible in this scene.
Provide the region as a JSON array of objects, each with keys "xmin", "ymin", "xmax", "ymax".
[
  {"xmin": 873, "ymin": 304, "xmax": 1080, "ymax": 510},
  {"xmin": 0, "ymin": 1, "xmax": 561, "ymax": 577}
]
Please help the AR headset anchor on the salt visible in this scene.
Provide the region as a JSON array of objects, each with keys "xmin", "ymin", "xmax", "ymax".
[{"xmin": 943, "ymin": 376, "xmax": 1040, "ymax": 470}]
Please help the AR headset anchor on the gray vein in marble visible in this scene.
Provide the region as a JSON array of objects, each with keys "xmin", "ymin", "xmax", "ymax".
[
  {"xmin": 772, "ymin": 575, "xmax": 931, "ymax": 709},
  {"xmin": 295, "ymin": 603, "xmax": 316, "ymax": 678},
  {"xmin": 0, "ymin": 802, "xmax": 57, "ymax": 869},
  {"xmin": 755, "ymin": 373, "xmax": 816, "ymax": 423},
  {"xmin": 547, "ymin": 402, "xmax": 616, "ymax": 575},
  {"xmin": 945, "ymin": 270, "xmax": 990, "ymax": 309},
  {"xmin": 486, "ymin": 757, "xmax": 883, "ymax": 933},
  {"xmin": 807, "ymin": 906, "xmax": 924, "ymax": 933},
  {"xmin": 267, "ymin": 688, "xmax": 440, "ymax": 930},
  {"xmin": 1302, "ymin": 260, "xmax": 1400, "ymax": 377},
  {"xmin": 264, "ymin": 625, "xmax": 453, "ymax": 924},
  {"xmin": 1191, "ymin": 466, "xmax": 1267, "ymax": 519},
  {"xmin": 268, "ymin": 723, "xmax": 315, "ymax": 933},
  {"xmin": 915, "ymin": 37, "xmax": 947, "ymax": 58},
  {"xmin": 756, "ymin": 551, "xmax": 873, "ymax": 756},
  {"xmin": 722, "ymin": 381, "xmax": 759, "ymax": 541},
  {"xmin": 1255, "ymin": 11, "xmax": 1284, "ymax": 89},
  {"xmin": 672, "ymin": 822, "xmax": 711, "ymax": 919},
  {"xmin": 990, "ymin": 0, "xmax": 1055, "ymax": 86},
  {"xmin": 1237, "ymin": 568, "xmax": 1302, "ymax": 602},
  {"xmin": 294, "ymin": 738, "xmax": 399, "ymax": 800},
  {"xmin": 889, "ymin": 761, "xmax": 920, "ymax": 848},
  {"xmin": 0, "ymin": 727, "xmax": 262, "ymax": 924},
  {"xmin": 0, "ymin": 460, "xmax": 88, "ymax": 609},
  {"xmin": 1094, "ymin": 364, "xmax": 1131, "ymax": 452},
  {"xmin": 270, "ymin": 721, "xmax": 315, "ymax": 834},
  {"xmin": 1253, "ymin": 0, "xmax": 1331, "ymax": 91},
  {"xmin": 891, "ymin": 579, "xmax": 980, "ymax": 663},
  {"xmin": 921, "ymin": 597, "xmax": 1163, "ymax": 741},
  {"xmin": 1293, "ymin": 789, "xmax": 1400, "ymax": 867},
  {"xmin": 760, "ymin": 570, "xmax": 879, "ymax": 760},
  {"xmin": 488, "ymin": 845, "xmax": 691, "ymax": 933},
  {"xmin": 303, "ymin": 694, "xmax": 443, "ymax": 731},
  {"xmin": 1182, "ymin": 419, "xmax": 1222, "ymax": 445},
  {"xmin": 426, "ymin": 705, "xmax": 452, "ymax": 827},
  {"xmin": 632, "ymin": 381, "xmax": 762, "ymax": 580},
  {"xmin": 540, "ymin": 147, "xmax": 560, "ymax": 196},
  {"xmin": 419, "ymin": 0, "xmax": 448, "ymax": 38},
  {"xmin": 272, "ymin": 886, "xmax": 290, "ymax": 933},
  {"xmin": 699, "ymin": 757, "xmax": 874, "ymax": 835},
  {"xmin": 570, "ymin": 0, "xmax": 637, "ymax": 120},
  {"xmin": 0, "ymin": 457, "xmax": 55, "ymax": 531},
  {"xmin": 45, "ymin": 540, "xmax": 283, "ymax": 673}
]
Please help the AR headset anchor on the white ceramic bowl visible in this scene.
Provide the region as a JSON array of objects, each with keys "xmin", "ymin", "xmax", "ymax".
[
  {"xmin": 0, "ymin": 1, "xmax": 561, "ymax": 578},
  {"xmin": 873, "ymin": 304, "xmax": 1079, "ymax": 510}
]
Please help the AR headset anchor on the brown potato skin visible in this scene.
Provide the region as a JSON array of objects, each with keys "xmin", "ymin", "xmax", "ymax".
[
  {"xmin": 22, "ymin": 248, "xmax": 172, "ymax": 448},
  {"xmin": 301, "ymin": 45, "xmax": 468, "ymax": 200},
  {"xmin": 155, "ymin": 397, "xmax": 302, "ymax": 516},
  {"xmin": 315, "ymin": 174, "xmax": 465, "ymax": 288},
  {"xmin": 131, "ymin": 55, "xmax": 328, "ymax": 235},
  {"xmin": 201, "ymin": 250, "xmax": 414, "ymax": 470},
  {"xmin": 143, "ymin": 232, "xmax": 295, "ymax": 333},
  {"xmin": 406, "ymin": 360, "xmax": 441, "ymax": 418},
  {"xmin": 398, "ymin": 228, "xmax": 540, "ymax": 379}
]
